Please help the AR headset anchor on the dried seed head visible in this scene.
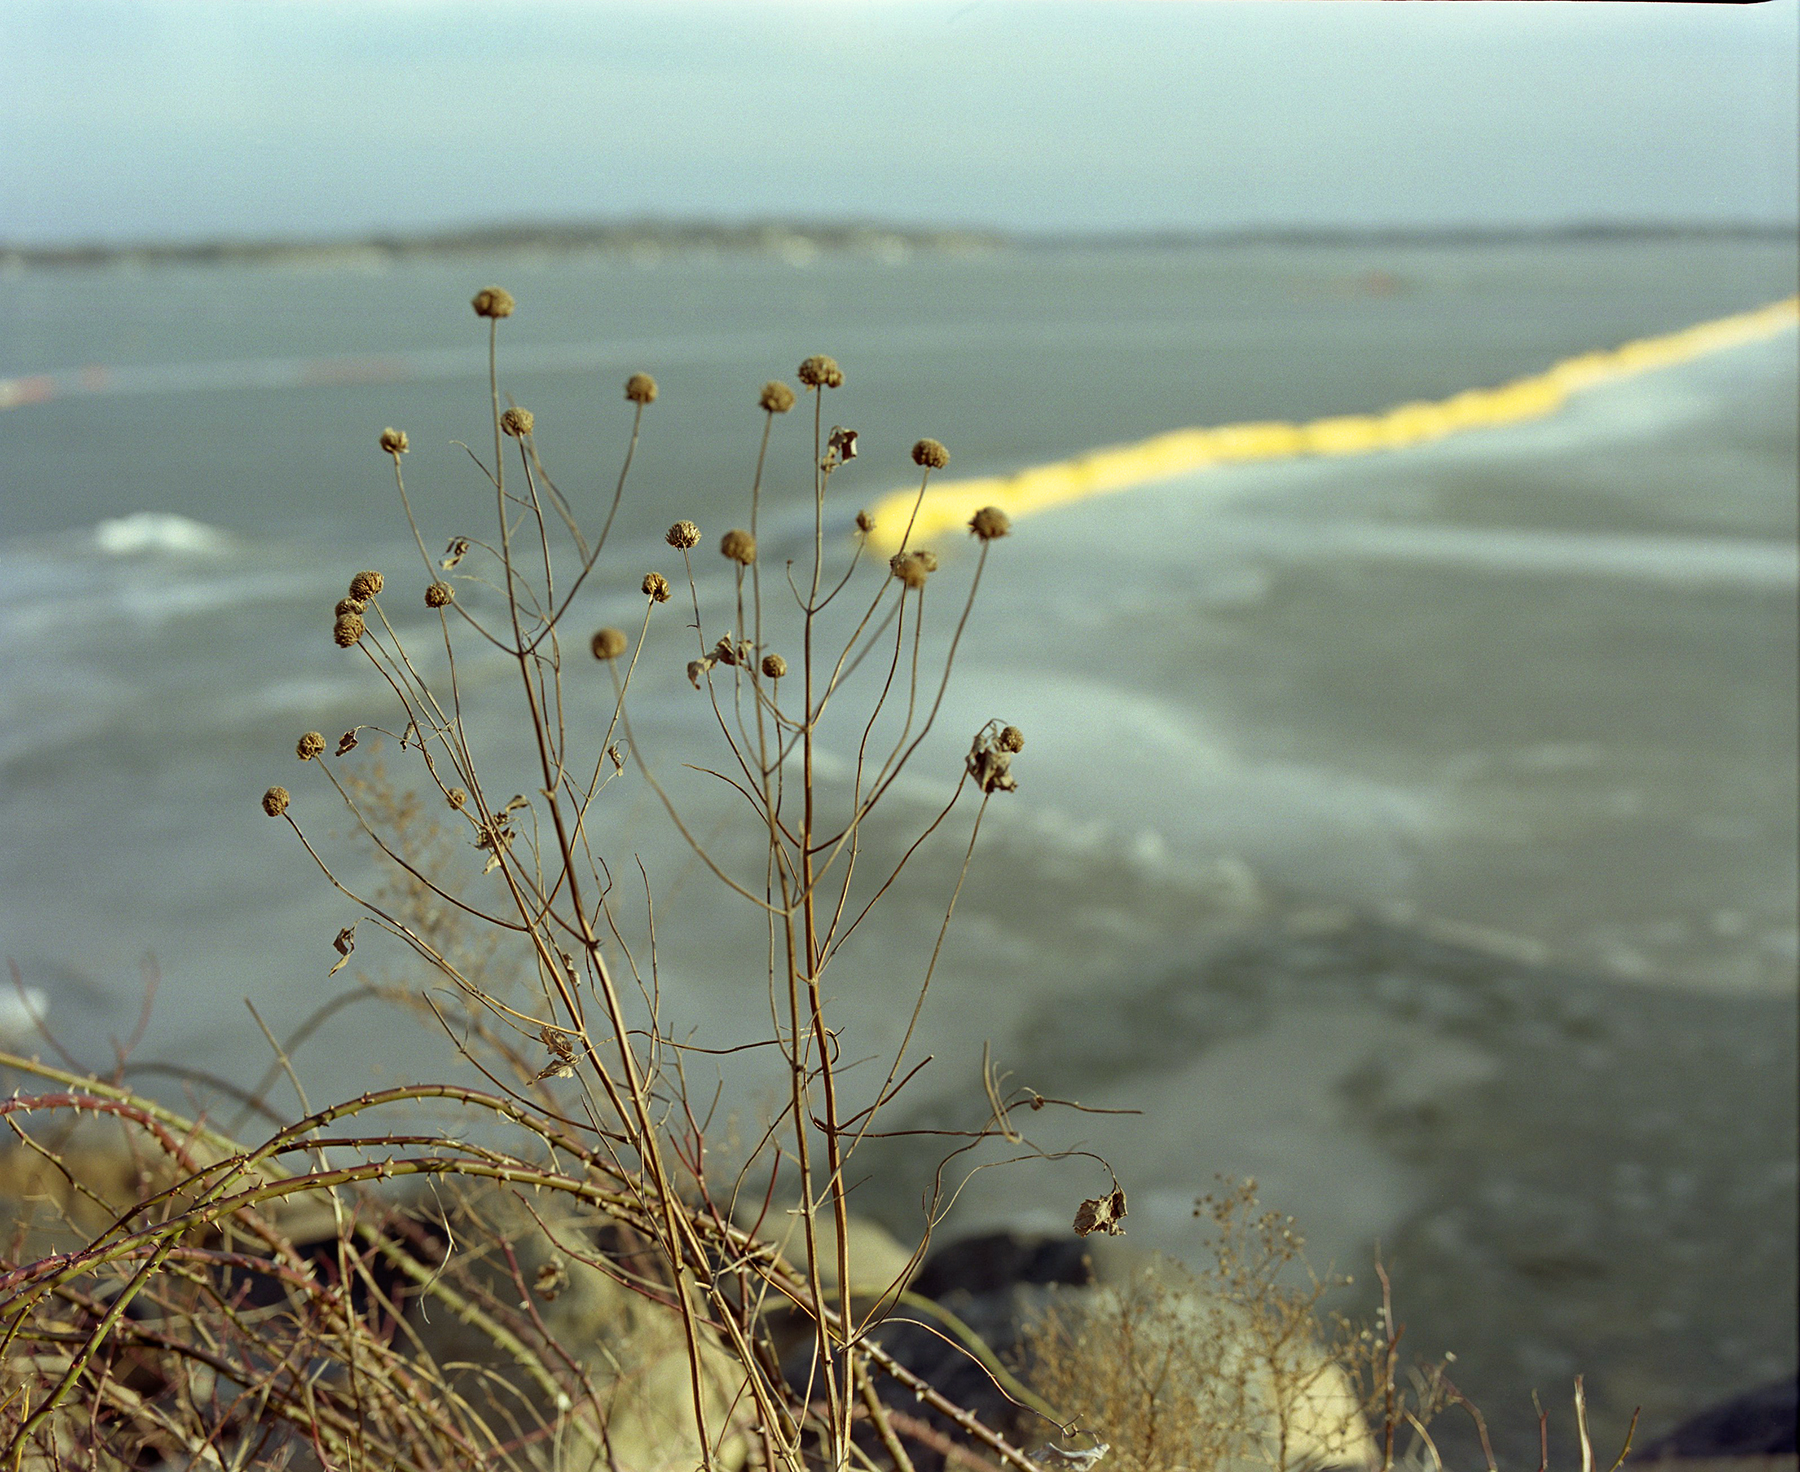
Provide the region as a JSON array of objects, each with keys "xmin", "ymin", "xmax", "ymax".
[
  {"xmin": 915, "ymin": 549, "xmax": 939, "ymax": 573},
  {"xmin": 296, "ymin": 731, "xmax": 326, "ymax": 761},
  {"xmin": 624, "ymin": 372, "xmax": 658, "ymax": 405},
  {"xmin": 719, "ymin": 528, "xmax": 757, "ymax": 565},
  {"xmin": 889, "ymin": 552, "xmax": 930, "ymax": 590},
  {"xmin": 425, "ymin": 581, "xmax": 454, "ymax": 608},
  {"xmin": 911, "ymin": 437, "xmax": 949, "ymax": 470},
  {"xmin": 665, "ymin": 520, "xmax": 701, "ymax": 550},
  {"xmin": 969, "ymin": 506, "xmax": 1011, "ymax": 541},
  {"xmin": 348, "ymin": 570, "xmax": 384, "ymax": 600},
  {"xmin": 534, "ymin": 1257, "xmax": 570, "ymax": 1300},
  {"xmin": 797, "ymin": 355, "xmax": 843, "ymax": 389},
  {"xmin": 447, "ymin": 788, "xmax": 468, "ymax": 810},
  {"xmin": 761, "ymin": 653, "xmax": 787, "ymax": 680},
  {"xmin": 998, "ymin": 725, "xmax": 1025, "ymax": 753},
  {"xmin": 471, "ymin": 286, "xmax": 515, "ymax": 319},
  {"xmin": 262, "ymin": 786, "xmax": 291, "ymax": 818},
  {"xmin": 856, "ymin": 510, "xmax": 875, "ymax": 534},
  {"xmin": 760, "ymin": 380, "xmax": 796, "ymax": 414},
  {"xmin": 500, "ymin": 406, "xmax": 534, "ymax": 438},
  {"xmin": 335, "ymin": 597, "xmax": 366, "ymax": 617},
  {"xmin": 379, "ymin": 427, "xmax": 409, "ymax": 455},
  {"xmin": 591, "ymin": 627, "xmax": 629, "ymax": 661},
  {"xmin": 642, "ymin": 572, "xmax": 671, "ymax": 602},
  {"xmin": 333, "ymin": 612, "xmax": 366, "ymax": 647}
]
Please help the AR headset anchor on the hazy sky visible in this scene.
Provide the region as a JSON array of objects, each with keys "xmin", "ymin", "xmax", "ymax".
[{"xmin": 3, "ymin": 0, "xmax": 1796, "ymax": 244}]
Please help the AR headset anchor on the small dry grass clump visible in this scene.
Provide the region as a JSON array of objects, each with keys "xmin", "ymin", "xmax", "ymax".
[
  {"xmin": 260, "ymin": 785, "xmax": 290, "ymax": 817},
  {"xmin": 500, "ymin": 406, "xmax": 534, "ymax": 438},
  {"xmin": 760, "ymin": 380, "xmax": 796, "ymax": 413},
  {"xmin": 379, "ymin": 426, "xmax": 409, "ymax": 455},
  {"xmin": 665, "ymin": 519, "xmax": 700, "ymax": 549},
  {"xmin": 296, "ymin": 731, "xmax": 326, "ymax": 761},
  {"xmin": 1023, "ymin": 1185, "xmax": 1375, "ymax": 1472},
  {"xmin": 642, "ymin": 571, "xmax": 671, "ymax": 602},
  {"xmin": 349, "ymin": 569, "xmax": 384, "ymax": 600},
  {"xmin": 425, "ymin": 580, "xmax": 455, "ymax": 607},
  {"xmin": 624, "ymin": 371, "xmax": 658, "ymax": 404},
  {"xmin": 333, "ymin": 610, "xmax": 366, "ymax": 646}
]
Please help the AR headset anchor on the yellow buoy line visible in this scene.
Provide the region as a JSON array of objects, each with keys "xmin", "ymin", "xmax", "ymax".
[{"xmin": 866, "ymin": 295, "xmax": 1800, "ymax": 551}]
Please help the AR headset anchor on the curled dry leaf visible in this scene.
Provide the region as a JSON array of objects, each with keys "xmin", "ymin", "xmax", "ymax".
[
  {"xmin": 327, "ymin": 925, "xmax": 357, "ymax": 977},
  {"xmin": 440, "ymin": 536, "xmax": 471, "ymax": 570},
  {"xmin": 336, "ymin": 730, "xmax": 360, "ymax": 756},
  {"xmin": 687, "ymin": 657, "xmax": 715, "ymax": 689},
  {"xmin": 533, "ymin": 1023, "xmax": 577, "ymax": 1083},
  {"xmin": 1073, "ymin": 1185, "xmax": 1128, "ymax": 1238},
  {"xmin": 967, "ymin": 726, "xmax": 1020, "ymax": 795},
  {"xmin": 475, "ymin": 818, "xmax": 516, "ymax": 874}
]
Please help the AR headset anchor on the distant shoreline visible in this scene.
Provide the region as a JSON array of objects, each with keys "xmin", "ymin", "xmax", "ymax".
[{"xmin": 3, "ymin": 218, "xmax": 1795, "ymax": 273}]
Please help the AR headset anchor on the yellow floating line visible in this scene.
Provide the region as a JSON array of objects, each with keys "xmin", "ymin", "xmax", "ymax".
[{"xmin": 868, "ymin": 295, "xmax": 1800, "ymax": 551}]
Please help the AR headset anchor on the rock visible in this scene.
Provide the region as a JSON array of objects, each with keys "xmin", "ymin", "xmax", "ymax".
[
  {"xmin": 755, "ymin": 1201, "xmax": 920, "ymax": 1299},
  {"xmin": 909, "ymin": 1229, "xmax": 1098, "ymax": 1299},
  {"xmin": 407, "ymin": 1187, "xmax": 751, "ymax": 1472},
  {"xmin": 1639, "ymin": 1375, "xmax": 1799, "ymax": 1459}
]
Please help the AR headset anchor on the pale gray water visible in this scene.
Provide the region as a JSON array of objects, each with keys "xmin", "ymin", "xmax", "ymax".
[{"xmin": 1, "ymin": 239, "xmax": 1795, "ymax": 1460}]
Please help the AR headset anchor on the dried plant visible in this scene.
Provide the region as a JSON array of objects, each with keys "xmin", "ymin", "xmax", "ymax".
[
  {"xmin": 0, "ymin": 285, "xmax": 1096, "ymax": 1472},
  {"xmin": 1021, "ymin": 1181, "xmax": 1373, "ymax": 1472}
]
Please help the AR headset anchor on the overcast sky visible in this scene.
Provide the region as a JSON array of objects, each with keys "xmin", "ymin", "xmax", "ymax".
[{"xmin": 2, "ymin": 0, "xmax": 1796, "ymax": 244}]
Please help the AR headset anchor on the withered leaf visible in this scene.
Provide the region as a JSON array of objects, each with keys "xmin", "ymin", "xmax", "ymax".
[
  {"xmin": 327, "ymin": 925, "xmax": 357, "ymax": 977},
  {"xmin": 1073, "ymin": 1185, "xmax": 1128, "ymax": 1238},
  {"xmin": 336, "ymin": 730, "xmax": 360, "ymax": 756},
  {"xmin": 440, "ymin": 536, "xmax": 471, "ymax": 570}
]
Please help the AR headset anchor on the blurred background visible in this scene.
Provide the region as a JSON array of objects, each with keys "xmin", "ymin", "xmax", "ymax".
[{"xmin": 2, "ymin": 1, "xmax": 1796, "ymax": 1462}]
